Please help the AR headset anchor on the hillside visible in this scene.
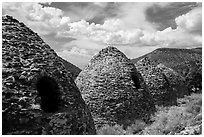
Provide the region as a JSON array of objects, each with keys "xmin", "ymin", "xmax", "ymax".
[
  {"xmin": 58, "ymin": 57, "xmax": 81, "ymax": 79},
  {"xmin": 131, "ymin": 48, "xmax": 202, "ymax": 93}
]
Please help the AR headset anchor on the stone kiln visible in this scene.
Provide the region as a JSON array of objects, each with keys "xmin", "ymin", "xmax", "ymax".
[{"xmin": 2, "ymin": 15, "xmax": 96, "ymax": 135}]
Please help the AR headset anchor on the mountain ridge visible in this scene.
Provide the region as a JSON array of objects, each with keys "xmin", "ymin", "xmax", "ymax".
[{"xmin": 131, "ymin": 47, "xmax": 202, "ymax": 65}]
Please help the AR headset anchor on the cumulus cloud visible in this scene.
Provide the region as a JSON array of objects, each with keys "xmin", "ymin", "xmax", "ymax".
[
  {"xmin": 60, "ymin": 17, "xmax": 71, "ymax": 25},
  {"xmin": 2, "ymin": 2, "xmax": 70, "ymax": 35},
  {"xmin": 140, "ymin": 6, "xmax": 202, "ymax": 48},
  {"xmin": 58, "ymin": 18, "xmax": 144, "ymax": 45},
  {"xmin": 175, "ymin": 7, "xmax": 202, "ymax": 34},
  {"xmin": 59, "ymin": 6, "xmax": 202, "ymax": 49},
  {"xmin": 140, "ymin": 29, "xmax": 201, "ymax": 49}
]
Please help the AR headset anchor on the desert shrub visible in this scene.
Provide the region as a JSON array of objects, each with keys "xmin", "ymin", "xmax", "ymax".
[
  {"xmin": 181, "ymin": 93, "xmax": 202, "ymax": 127},
  {"xmin": 97, "ymin": 119, "xmax": 147, "ymax": 135},
  {"xmin": 143, "ymin": 93, "xmax": 202, "ymax": 135},
  {"xmin": 183, "ymin": 94, "xmax": 202, "ymax": 115},
  {"xmin": 185, "ymin": 100, "xmax": 201, "ymax": 115},
  {"xmin": 97, "ymin": 120, "xmax": 146, "ymax": 135},
  {"xmin": 177, "ymin": 93, "xmax": 201, "ymax": 105},
  {"xmin": 126, "ymin": 119, "xmax": 146, "ymax": 134},
  {"xmin": 97, "ymin": 93, "xmax": 202, "ymax": 135},
  {"xmin": 97, "ymin": 124, "xmax": 126, "ymax": 135},
  {"xmin": 143, "ymin": 106, "xmax": 189, "ymax": 135}
]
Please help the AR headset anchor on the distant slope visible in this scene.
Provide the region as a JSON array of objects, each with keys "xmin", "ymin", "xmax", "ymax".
[
  {"xmin": 131, "ymin": 47, "xmax": 202, "ymax": 76},
  {"xmin": 59, "ymin": 57, "xmax": 81, "ymax": 79},
  {"xmin": 131, "ymin": 47, "xmax": 202, "ymax": 93}
]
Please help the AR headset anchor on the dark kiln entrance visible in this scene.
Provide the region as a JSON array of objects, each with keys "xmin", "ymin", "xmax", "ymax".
[
  {"xmin": 131, "ymin": 73, "xmax": 141, "ymax": 89},
  {"xmin": 36, "ymin": 76, "xmax": 60, "ymax": 112}
]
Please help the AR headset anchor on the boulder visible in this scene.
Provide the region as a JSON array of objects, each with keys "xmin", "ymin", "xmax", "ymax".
[
  {"xmin": 2, "ymin": 15, "xmax": 96, "ymax": 135},
  {"xmin": 75, "ymin": 46, "xmax": 155, "ymax": 128}
]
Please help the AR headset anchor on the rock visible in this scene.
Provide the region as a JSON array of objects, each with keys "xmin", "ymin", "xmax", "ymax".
[
  {"xmin": 2, "ymin": 15, "xmax": 96, "ymax": 135},
  {"xmin": 135, "ymin": 57, "xmax": 189, "ymax": 106},
  {"xmin": 75, "ymin": 46, "xmax": 155, "ymax": 128},
  {"xmin": 5, "ymin": 76, "xmax": 15, "ymax": 83}
]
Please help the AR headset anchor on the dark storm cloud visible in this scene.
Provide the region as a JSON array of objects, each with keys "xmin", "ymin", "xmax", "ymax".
[
  {"xmin": 49, "ymin": 2, "xmax": 91, "ymax": 10},
  {"xmin": 145, "ymin": 2, "xmax": 198, "ymax": 31},
  {"xmin": 87, "ymin": 3, "xmax": 119, "ymax": 24}
]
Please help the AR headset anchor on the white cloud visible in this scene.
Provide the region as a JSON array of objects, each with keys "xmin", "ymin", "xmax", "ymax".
[
  {"xmin": 140, "ymin": 7, "xmax": 202, "ymax": 48},
  {"xmin": 140, "ymin": 26, "xmax": 202, "ymax": 48},
  {"xmin": 2, "ymin": 2, "xmax": 70, "ymax": 35},
  {"xmin": 100, "ymin": 19, "xmax": 125, "ymax": 31},
  {"xmin": 60, "ymin": 17, "xmax": 71, "ymax": 25},
  {"xmin": 61, "ymin": 38, "xmax": 106, "ymax": 52},
  {"xmin": 93, "ymin": 2, "xmax": 108, "ymax": 7},
  {"xmin": 65, "ymin": 47, "xmax": 91, "ymax": 56},
  {"xmin": 58, "ymin": 18, "xmax": 144, "ymax": 45},
  {"xmin": 175, "ymin": 7, "xmax": 202, "ymax": 34},
  {"xmin": 56, "ymin": 46, "xmax": 97, "ymax": 69},
  {"xmin": 28, "ymin": 4, "xmax": 63, "ymax": 22},
  {"xmin": 57, "ymin": 49, "xmax": 92, "ymax": 69},
  {"xmin": 60, "ymin": 10, "xmax": 202, "ymax": 48}
]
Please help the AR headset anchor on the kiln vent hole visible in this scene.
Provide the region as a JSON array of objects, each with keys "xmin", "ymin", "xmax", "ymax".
[{"xmin": 36, "ymin": 76, "xmax": 60, "ymax": 112}]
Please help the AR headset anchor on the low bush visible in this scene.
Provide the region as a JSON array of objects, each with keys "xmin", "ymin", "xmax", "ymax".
[
  {"xmin": 97, "ymin": 93, "xmax": 202, "ymax": 135},
  {"xmin": 97, "ymin": 124, "xmax": 126, "ymax": 135},
  {"xmin": 97, "ymin": 119, "xmax": 146, "ymax": 135},
  {"xmin": 143, "ymin": 93, "xmax": 202, "ymax": 135},
  {"xmin": 126, "ymin": 120, "xmax": 146, "ymax": 134},
  {"xmin": 144, "ymin": 106, "xmax": 190, "ymax": 134}
]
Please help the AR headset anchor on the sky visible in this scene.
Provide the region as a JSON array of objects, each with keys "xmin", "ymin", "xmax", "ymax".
[{"xmin": 2, "ymin": 2, "xmax": 202, "ymax": 69}]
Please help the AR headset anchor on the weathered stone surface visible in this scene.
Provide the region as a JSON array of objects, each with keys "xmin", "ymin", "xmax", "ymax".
[
  {"xmin": 2, "ymin": 15, "xmax": 96, "ymax": 135},
  {"xmin": 135, "ymin": 57, "xmax": 188, "ymax": 106},
  {"xmin": 75, "ymin": 46, "xmax": 155, "ymax": 128}
]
